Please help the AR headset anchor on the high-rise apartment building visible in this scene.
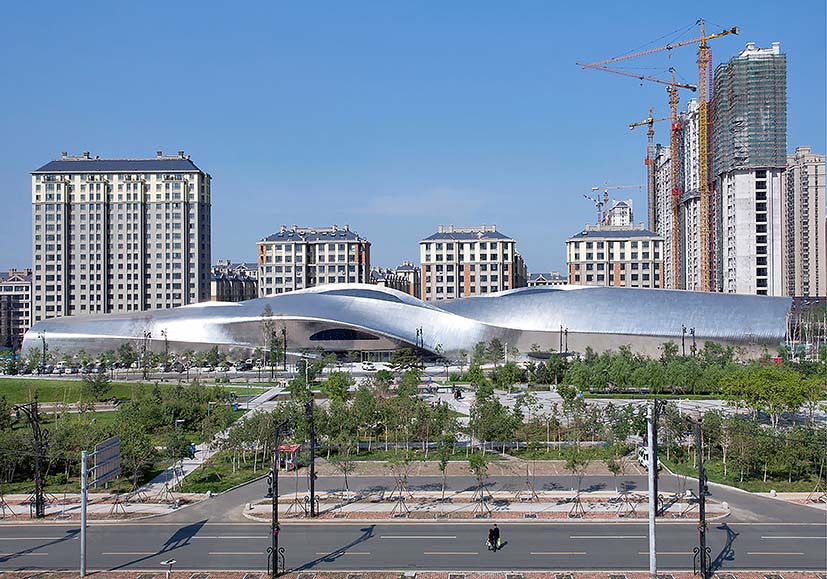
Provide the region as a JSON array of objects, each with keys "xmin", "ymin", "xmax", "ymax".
[
  {"xmin": 653, "ymin": 144, "xmax": 676, "ymax": 288},
  {"xmin": 784, "ymin": 147, "xmax": 826, "ymax": 297},
  {"xmin": 0, "ymin": 268, "xmax": 32, "ymax": 351},
  {"xmin": 257, "ymin": 225, "xmax": 370, "ymax": 296},
  {"xmin": 678, "ymin": 98, "xmax": 704, "ymax": 291},
  {"xmin": 712, "ymin": 42, "xmax": 787, "ymax": 296},
  {"xmin": 567, "ymin": 223, "xmax": 663, "ymax": 288},
  {"xmin": 31, "ymin": 151, "xmax": 211, "ymax": 322},
  {"xmin": 606, "ymin": 200, "xmax": 634, "ymax": 227},
  {"xmin": 419, "ymin": 225, "xmax": 527, "ymax": 301}
]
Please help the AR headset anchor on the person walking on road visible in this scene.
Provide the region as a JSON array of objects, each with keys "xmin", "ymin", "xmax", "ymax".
[{"xmin": 487, "ymin": 524, "xmax": 500, "ymax": 551}]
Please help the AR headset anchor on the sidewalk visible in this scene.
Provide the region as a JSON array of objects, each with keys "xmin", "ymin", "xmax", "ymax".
[
  {"xmin": 0, "ymin": 492, "xmax": 206, "ymax": 522},
  {"xmin": 244, "ymin": 488, "xmax": 727, "ymax": 522},
  {"xmin": 139, "ymin": 385, "xmax": 283, "ymax": 495}
]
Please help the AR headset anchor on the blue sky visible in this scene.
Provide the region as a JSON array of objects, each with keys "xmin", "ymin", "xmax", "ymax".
[{"xmin": 0, "ymin": 1, "xmax": 823, "ymax": 272}]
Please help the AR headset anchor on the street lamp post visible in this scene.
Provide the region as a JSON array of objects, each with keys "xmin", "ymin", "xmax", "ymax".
[
  {"xmin": 142, "ymin": 331, "xmax": 152, "ymax": 381},
  {"xmin": 681, "ymin": 325, "xmax": 687, "ymax": 357},
  {"xmin": 690, "ymin": 327, "xmax": 697, "ymax": 357},
  {"xmin": 268, "ymin": 419, "xmax": 289, "ymax": 577},
  {"xmin": 161, "ymin": 329, "xmax": 168, "ymax": 365},
  {"xmin": 38, "ymin": 331, "xmax": 47, "ymax": 375}
]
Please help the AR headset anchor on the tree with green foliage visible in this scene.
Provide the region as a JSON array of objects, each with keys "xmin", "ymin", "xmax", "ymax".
[
  {"xmin": 389, "ymin": 347, "xmax": 423, "ymax": 372},
  {"xmin": 81, "ymin": 372, "xmax": 112, "ymax": 401},
  {"xmin": 486, "ymin": 338, "xmax": 505, "ymax": 367},
  {"xmin": 322, "ymin": 371, "xmax": 355, "ymax": 403}
]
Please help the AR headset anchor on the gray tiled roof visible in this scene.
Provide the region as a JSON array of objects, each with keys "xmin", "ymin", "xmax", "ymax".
[
  {"xmin": 529, "ymin": 272, "xmax": 566, "ymax": 282},
  {"xmin": 422, "ymin": 230, "xmax": 511, "ymax": 241},
  {"xmin": 0, "ymin": 270, "xmax": 32, "ymax": 283},
  {"xmin": 33, "ymin": 158, "xmax": 203, "ymax": 173},
  {"xmin": 569, "ymin": 228, "xmax": 660, "ymax": 240},
  {"xmin": 262, "ymin": 229, "xmax": 365, "ymax": 242}
]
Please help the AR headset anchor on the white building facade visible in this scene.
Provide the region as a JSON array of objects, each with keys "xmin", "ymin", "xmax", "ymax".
[
  {"xmin": 257, "ymin": 225, "xmax": 370, "ymax": 296},
  {"xmin": 31, "ymin": 151, "xmax": 211, "ymax": 323},
  {"xmin": 653, "ymin": 144, "xmax": 675, "ymax": 288},
  {"xmin": 419, "ymin": 225, "xmax": 527, "ymax": 301},
  {"xmin": 784, "ymin": 147, "xmax": 826, "ymax": 297}
]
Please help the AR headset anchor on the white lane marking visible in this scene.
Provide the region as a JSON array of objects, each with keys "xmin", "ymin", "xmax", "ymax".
[
  {"xmin": 381, "ymin": 535, "xmax": 457, "ymax": 539},
  {"xmin": 193, "ymin": 536, "xmax": 267, "ymax": 539},
  {"xmin": 0, "ymin": 537, "xmax": 65, "ymax": 540},
  {"xmin": 571, "ymin": 535, "xmax": 646, "ymax": 539},
  {"xmin": 761, "ymin": 536, "xmax": 826, "ymax": 539}
]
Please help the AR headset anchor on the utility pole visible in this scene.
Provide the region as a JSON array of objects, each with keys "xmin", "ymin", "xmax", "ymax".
[
  {"xmin": 268, "ymin": 419, "xmax": 289, "ymax": 577},
  {"xmin": 15, "ymin": 397, "xmax": 48, "ymax": 518},
  {"xmin": 652, "ymin": 398, "xmax": 666, "ymax": 514},
  {"xmin": 80, "ymin": 450, "xmax": 88, "ymax": 577},
  {"xmin": 305, "ymin": 399, "xmax": 317, "ymax": 517},
  {"xmin": 647, "ymin": 403, "xmax": 657, "ymax": 578},
  {"xmin": 691, "ymin": 418, "xmax": 711, "ymax": 579}
]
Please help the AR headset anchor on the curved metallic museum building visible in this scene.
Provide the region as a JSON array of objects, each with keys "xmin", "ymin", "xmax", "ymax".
[{"xmin": 23, "ymin": 284, "xmax": 791, "ymax": 359}]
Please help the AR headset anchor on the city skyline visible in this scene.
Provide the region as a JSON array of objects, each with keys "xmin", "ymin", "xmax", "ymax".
[{"xmin": 0, "ymin": 1, "xmax": 824, "ymax": 273}]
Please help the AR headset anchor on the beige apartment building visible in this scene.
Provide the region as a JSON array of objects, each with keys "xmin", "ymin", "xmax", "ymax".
[
  {"xmin": 257, "ymin": 225, "xmax": 370, "ymax": 295},
  {"xmin": 419, "ymin": 225, "xmax": 527, "ymax": 301},
  {"xmin": 784, "ymin": 147, "xmax": 826, "ymax": 297},
  {"xmin": 31, "ymin": 151, "xmax": 211, "ymax": 323},
  {"xmin": 567, "ymin": 223, "xmax": 664, "ymax": 288},
  {"xmin": 0, "ymin": 268, "xmax": 32, "ymax": 351}
]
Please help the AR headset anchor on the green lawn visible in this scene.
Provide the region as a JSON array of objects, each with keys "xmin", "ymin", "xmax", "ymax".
[
  {"xmin": 663, "ymin": 457, "xmax": 820, "ymax": 493},
  {"xmin": 178, "ymin": 452, "xmax": 267, "ymax": 494},
  {"xmin": 0, "ymin": 377, "xmax": 271, "ymax": 405}
]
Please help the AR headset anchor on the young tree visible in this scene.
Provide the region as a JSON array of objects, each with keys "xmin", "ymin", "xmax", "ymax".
[
  {"xmin": 330, "ymin": 438, "xmax": 356, "ymax": 498},
  {"xmin": 486, "ymin": 338, "xmax": 505, "ymax": 367},
  {"xmin": 436, "ymin": 433, "xmax": 454, "ymax": 503}
]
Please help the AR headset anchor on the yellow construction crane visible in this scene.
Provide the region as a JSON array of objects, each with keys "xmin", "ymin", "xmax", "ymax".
[
  {"xmin": 577, "ymin": 21, "xmax": 738, "ymax": 290},
  {"xmin": 629, "ymin": 108, "xmax": 670, "ymax": 232},
  {"xmin": 696, "ymin": 19, "xmax": 738, "ymax": 292}
]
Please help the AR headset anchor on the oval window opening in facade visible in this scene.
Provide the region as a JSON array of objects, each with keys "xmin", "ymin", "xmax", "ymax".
[{"xmin": 309, "ymin": 328, "xmax": 380, "ymax": 341}]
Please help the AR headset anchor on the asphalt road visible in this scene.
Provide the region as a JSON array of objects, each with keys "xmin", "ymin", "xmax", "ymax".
[
  {"xmin": 161, "ymin": 473, "xmax": 827, "ymax": 525},
  {"xmin": 0, "ymin": 520, "xmax": 824, "ymax": 573}
]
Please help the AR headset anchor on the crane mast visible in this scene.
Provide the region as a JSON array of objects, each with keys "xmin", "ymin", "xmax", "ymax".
[
  {"xmin": 630, "ymin": 109, "xmax": 670, "ymax": 233},
  {"xmin": 669, "ymin": 69, "xmax": 682, "ymax": 290}
]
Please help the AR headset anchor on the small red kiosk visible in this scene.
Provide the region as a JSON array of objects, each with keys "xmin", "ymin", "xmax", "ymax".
[{"xmin": 277, "ymin": 443, "xmax": 302, "ymax": 471}]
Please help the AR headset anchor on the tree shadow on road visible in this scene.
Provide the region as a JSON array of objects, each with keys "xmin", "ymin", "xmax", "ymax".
[
  {"xmin": 293, "ymin": 524, "xmax": 376, "ymax": 571},
  {"xmin": 0, "ymin": 528, "xmax": 79, "ymax": 567},
  {"xmin": 106, "ymin": 519, "xmax": 208, "ymax": 572},
  {"xmin": 710, "ymin": 523, "xmax": 739, "ymax": 572}
]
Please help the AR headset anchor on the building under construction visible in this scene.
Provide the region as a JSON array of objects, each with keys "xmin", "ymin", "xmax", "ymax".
[{"xmin": 712, "ymin": 42, "xmax": 787, "ymax": 296}]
